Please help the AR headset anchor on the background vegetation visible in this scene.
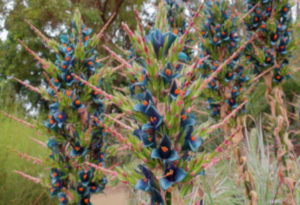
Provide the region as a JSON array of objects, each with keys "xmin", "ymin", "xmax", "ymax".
[{"xmin": 0, "ymin": 0, "xmax": 299, "ymax": 204}]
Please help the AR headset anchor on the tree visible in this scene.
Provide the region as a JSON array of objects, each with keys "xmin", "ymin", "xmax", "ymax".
[{"xmin": 0, "ymin": 0, "xmax": 144, "ymax": 111}]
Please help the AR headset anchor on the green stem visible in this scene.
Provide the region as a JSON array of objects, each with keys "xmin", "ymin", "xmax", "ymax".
[{"xmin": 166, "ymin": 191, "xmax": 172, "ymax": 205}]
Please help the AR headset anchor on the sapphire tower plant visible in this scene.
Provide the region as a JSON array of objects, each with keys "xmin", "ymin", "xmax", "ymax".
[
  {"xmin": 244, "ymin": 0, "xmax": 294, "ymax": 83},
  {"xmin": 15, "ymin": 10, "xmax": 117, "ymax": 204},
  {"xmin": 103, "ymin": 1, "xmax": 246, "ymax": 204},
  {"xmin": 196, "ymin": 0, "xmax": 250, "ymax": 122},
  {"xmin": 244, "ymin": 0, "xmax": 296, "ymax": 203}
]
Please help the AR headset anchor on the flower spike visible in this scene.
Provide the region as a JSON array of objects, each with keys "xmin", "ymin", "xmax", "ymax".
[{"xmin": 14, "ymin": 170, "xmax": 40, "ymax": 184}]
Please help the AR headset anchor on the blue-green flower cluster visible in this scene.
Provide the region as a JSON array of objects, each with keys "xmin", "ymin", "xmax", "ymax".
[
  {"xmin": 197, "ymin": 0, "xmax": 249, "ymax": 118},
  {"xmin": 244, "ymin": 0, "xmax": 293, "ymax": 83},
  {"xmin": 120, "ymin": 15, "xmax": 205, "ymax": 202},
  {"xmin": 43, "ymin": 15, "xmax": 108, "ymax": 204},
  {"xmin": 164, "ymin": 0, "xmax": 187, "ymax": 36}
]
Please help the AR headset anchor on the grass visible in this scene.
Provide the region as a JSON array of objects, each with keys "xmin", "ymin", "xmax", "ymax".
[
  {"xmin": 202, "ymin": 120, "xmax": 300, "ymax": 205},
  {"xmin": 0, "ymin": 113, "xmax": 55, "ymax": 205}
]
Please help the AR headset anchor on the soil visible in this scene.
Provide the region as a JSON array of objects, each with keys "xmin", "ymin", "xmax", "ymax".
[
  {"xmin": 91, "ymin": 184, "xmax": 187, "ymax": 205},
  {"xmin": 91, "ymin": 184, "xmax": 129, "ymax": 205}
]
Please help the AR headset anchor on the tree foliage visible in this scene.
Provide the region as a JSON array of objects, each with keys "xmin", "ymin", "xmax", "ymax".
[{"xmin": 0, "ymin": 0, "xmax": 144, "ymax": 110}]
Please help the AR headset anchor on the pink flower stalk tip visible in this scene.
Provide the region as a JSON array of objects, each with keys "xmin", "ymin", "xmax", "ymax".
[
  {"xmin": 137, "ymin": 37, "xmax": 142, "ymax": 44},
  {"xmin": 177, "ymin": 100, "xmax": 184, "ymax": 106},
  {"xmin": 103, "ymin": 45, "xmax": 134, "ymax": 71},
  {"xmin": 14, "ymin": 170, "xmax": 40, "ymax": 184},
  {"xmin": 138, "ymin": 143, "xmax": 142, "ymax": 152},
  {"xmin": 0, "ymin": 110, "xmax": 35, "ymax": 128},
  {"xmin": 24, "ymin": 19, "xmax": 50, "ymax": 44},
  {"xmin": 84, "ymin": 162, "xmax": 117, "ymax": 176},
  {"xmin": 71, "ymin": 73, "xmax": 112, "ymax": 100},
  {"xmin": 96, "ymin": 12, "xmax": 116, "ymax": 39},
  {"xmin": 122, "ymin": 22, "xmax": 135, "ymax": 38},
  {"xmin": 18, "ymin": 40, "xmax": 48, "ymax": 69},
  {"xmin": 144, "ymin": 46, "xmax": 149, "ymax": 55},
  {"xmin": 216, "ymin": 146, "xmax": 223, "ymax": 153},
  {"xmin": 122, "ymin": 172, "xmax": 127, "ymax": 178},
  {"xmin": 173, "ymin": 46, "xmax": 177, "ymax": 53},
  {"xmin": 13, "ymin": 149, "xmax": 43, "ymax": 164},
  {"xmin": 146, "ymin": 58, "xmax": 152, "ymax": 65}
]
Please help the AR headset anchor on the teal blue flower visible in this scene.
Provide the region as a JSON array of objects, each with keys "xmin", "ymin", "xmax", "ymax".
[
  {"xmin": 178, "ymin": 52, "xmax": 189, "ymax": 62},
  {"xmin": 281, "ymin": 4, "xmax": 290, "ymax": 18},
  {"xmin": 273, "ymin": 73, "xmax": 284, "ymax": 83},
  {"xmin": 134, "ymin": 165, "xmax": 164, "ymax": 205},
  {"xmin": 211, "ymin": 35, "xmax": 221, "ymax": 45},
  {"xmin": 62, "ymin": 72, "xmax": 76, "ymax": 86},
  {"xmin": 50, "ymin": 187, "xmax": 59, "ymax": 198},
  {"xmin": 225, "ymin": 72, "xmax": 235, "ymax": 82},
  {"xmin": 270, "ymin": 33, "xmax": 279, "ymax": 45},
  {"xmin": 231, "ymin": 86, "xmax": 240, "ymax": 97},
  {"xmin": 160, "ymin": 163, "xmax": 187, "ymax": 191},
  {"xmin": 151, "ymin": 134, "xmax": 178, "ymax": 162},
  {"xmin": 76, "ymin": 183, "xmax": 88, "ymax": 196},
  {"xmin": 134, "ymin": 165, "xmax": 156, "ymax": 192},
  {"xmin": 159, "ymin": 63, "xmax": 180, "ymax": 84},
  {"xmin": 226, "ymin": 97, "xmax": 238, "ymax": 108},
  {"xmin": 134, "ymin": 129, "xmax": 156, "ymax": 148},
  {"xmin": 133, "ymin": 90, "xmax": 153, "ymax": 114},
  {"xmin": 180, "ymin": 110, "xmax": 196, "ymax": 128},
  {"xmin": 182, "ymin": 127, "xmax": 203, "ymax": 152},
  {"xmin": 70, "ymin": 143, "xmax": 87, "ymax": 157},
  {"xmin": 89, "ymin": 182, "xmax": 104, "ymax": 193},
  {"xmin": 54, "ymin": 112, "xmax": 66, "ymax": 128},
  {"xmin": 58, "ymin": 192, "xmax": 68, "ymax": 205},
  {"xmin": 208, "ymin": 80, "xmax": 218, "ymax": 90},
  {"xmin": 48, "ymin": 139, "xmax": 59, "ymax": 154},
  {"xmin": 146, "ymin": 29, "xmax": 177, "ymax": 58},
  {"xmin": 208, "ymin": 103, "xmax": 220, "ymax": 116},
  {"xmin": 278, "ymin": 40, "xmax": 287, "ymax": 55},
  {"xmin": 72, "ymin": 98, "xmax": 85, "ymax": 110},
  {"xmin": 45, "ymin": 115, "xmax": 57, "ymax": 130},
  {"xmin": 170, "ymin": 82, "xmax": 181, "ymax": 101},
  {"xmin": 78, "ymin": 169, "xmax": 94, "ymax": 186},
  {"xmin": 142, "ymin": 105, "xmax": 163, "ymax": 131},
  {"xmin": 78, "ymin": 195, "xmax": 91, "ymax": 205}
]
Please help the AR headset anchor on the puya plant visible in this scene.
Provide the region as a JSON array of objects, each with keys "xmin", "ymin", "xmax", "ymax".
[
  {"xmin": 101, "ymin": 1, "xmax": 247, "ymax": 204},
  {"xmin": 193, "ymin": 1, "xmax": 262, "ymax": 203},
  {"xmin": 10, "ymin": 10, "xmax": 119, "ymax": 204},
  {"xmin": 244, "ymin": 1, "xmax": 297, "ymax": 203},
  {"xmin": 195, "ymin": 0, "xmax": 251, "ymax": 129}
]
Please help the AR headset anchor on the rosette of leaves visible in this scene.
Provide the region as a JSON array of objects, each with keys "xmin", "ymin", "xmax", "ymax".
[
  {"xmin": 24, "ymin": 10, "xmax": 114, "ymax": 204},
  {"xmin": 197, "ymin": 0, "xmax": 250, "ymax": 121},
  {"xmin": 244, "ymin": 0, "xmax": 294, "ymax": 83}
]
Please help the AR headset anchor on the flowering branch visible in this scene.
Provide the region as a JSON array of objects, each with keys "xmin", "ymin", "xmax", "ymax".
[{"xmin": 14, "ymin": 170, "xmax": 40, "ymax": 184}]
